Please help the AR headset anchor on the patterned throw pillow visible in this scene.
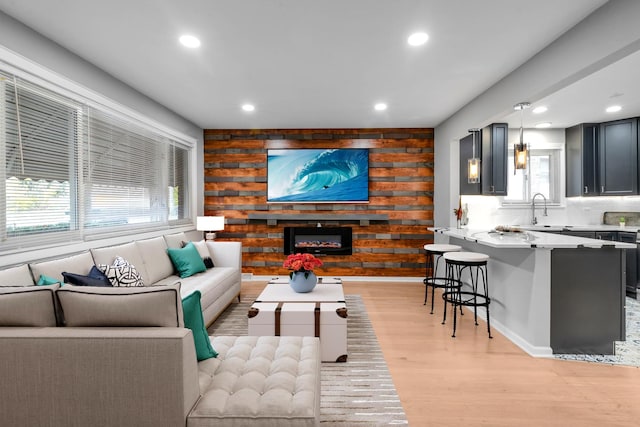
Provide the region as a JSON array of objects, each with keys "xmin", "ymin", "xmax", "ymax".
[{"xmin": 97, "ymin": 256, "xmax": 144, "ymax": 287}]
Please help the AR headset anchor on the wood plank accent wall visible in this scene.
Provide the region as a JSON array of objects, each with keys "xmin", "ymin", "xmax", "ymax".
[{"xmin": 203, "ymin": 128, "xmax": 434, "ymax": 277}]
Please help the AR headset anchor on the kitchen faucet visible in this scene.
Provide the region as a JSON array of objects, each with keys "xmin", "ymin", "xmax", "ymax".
[{"xmin": 531, "ymin": 193, "xmax": 548, "ymax": 225}]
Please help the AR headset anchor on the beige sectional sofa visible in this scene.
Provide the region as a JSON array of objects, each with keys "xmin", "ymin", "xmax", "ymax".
[
  {"xmin": 0, "ymin": 233, "xmax": 323, "ymax": 426},
  {"xmin": 5, "ymin": 232, "xmax": 242, "ymax": 325}
]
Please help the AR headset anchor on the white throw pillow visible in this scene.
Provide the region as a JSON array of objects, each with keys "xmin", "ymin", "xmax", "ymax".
[{"xmin": 97, "ymin": 256, "xmax": 144, "ymax": 287}]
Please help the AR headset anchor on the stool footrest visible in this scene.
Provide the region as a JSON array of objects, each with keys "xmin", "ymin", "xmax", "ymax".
[
  {"xmin": 442, "ymin": 291, "xmax": 490, "ymax": 307},
  {"xmin": 424, "ymin": 277, "xmax": 463, "ymax": 289}
]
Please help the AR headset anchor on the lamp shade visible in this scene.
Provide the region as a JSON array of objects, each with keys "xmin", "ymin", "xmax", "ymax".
[{"xmin": 196, "ymin": 216, "xmax": 225, "ymax": 231}]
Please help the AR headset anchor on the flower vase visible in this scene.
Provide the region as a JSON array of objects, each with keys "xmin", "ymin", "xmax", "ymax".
[{"xmin": 289, "ymin": 271, "xmax": 318, "ymax": 293}]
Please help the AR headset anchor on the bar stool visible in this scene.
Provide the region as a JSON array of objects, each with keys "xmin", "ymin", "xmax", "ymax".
[
  {"xmin": 423, "ymin": 243, "xmax": 462, "ymax": 314},
  {"xmin": 442, "ymin": 251, "xmax": 492, "ymax": 338}
]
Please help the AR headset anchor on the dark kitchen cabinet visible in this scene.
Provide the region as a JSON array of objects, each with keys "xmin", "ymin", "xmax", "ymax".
[
  {"xmin": 560, "ymin": 230, "xmax": 596, "ymax": 239},
  {"xmin": 565, "ymin": 123, "xmax": 599, "ymax": 197},
  {"xmin": 481, "ymin": 123, "xmax": 508, "ymax": 195},
  {"xmin": 599, "ymin": 118, "xmax": 638, "ymax": 195},
  {"xmin": 459, "ymin": 133, "xmax": 482, "ymax": 195},
  {"xmin": 595, "ymin": 231, "xmax": 618, "ymax": 241}
]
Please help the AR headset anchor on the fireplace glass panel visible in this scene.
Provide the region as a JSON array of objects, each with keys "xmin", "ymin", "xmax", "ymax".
[{"xmin": 284, "ymin": 227, "xmax": 352, "ymax": 255}]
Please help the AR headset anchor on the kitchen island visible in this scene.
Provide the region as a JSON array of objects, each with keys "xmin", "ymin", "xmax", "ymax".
[{"xmin": 430, "ymin": 227, "xmax": 636, "ymax": 356}]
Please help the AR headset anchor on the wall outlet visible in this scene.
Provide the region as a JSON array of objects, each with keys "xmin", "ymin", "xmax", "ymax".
[{"xmin": 241, "ymin": 273, "xmax": 253, "ymax": 280}]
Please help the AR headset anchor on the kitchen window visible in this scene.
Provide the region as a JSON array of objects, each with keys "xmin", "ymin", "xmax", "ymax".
[{"xmin": 503, "ymin": 145, "xmax": 563, "ymax": 205}]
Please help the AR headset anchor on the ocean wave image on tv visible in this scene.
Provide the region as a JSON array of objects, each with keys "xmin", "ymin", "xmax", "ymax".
[{"xmin": 267, "ymin": 148, "xmax": 369, "ymax": 203}]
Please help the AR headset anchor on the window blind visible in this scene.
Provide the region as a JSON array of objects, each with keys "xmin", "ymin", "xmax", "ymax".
[
  {"xmin": 1, "ymin": 66, "xmax": 193, "ymax": 251},
  {"xmin": 1, "ymin": 73, "xmax": 81, "ymax": 248},
  {"xmin": 83, "ymin": 107, "xmax": 167, "ymax": 235}
]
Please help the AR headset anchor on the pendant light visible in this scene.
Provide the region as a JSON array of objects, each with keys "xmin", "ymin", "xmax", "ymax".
[
  {"xmin": 467, "ymin": 128, "xmax": 480, "ymax": 183},
  {"xmin": 513, "ymin": 102, "xmax": 530, "ymax": 173}
]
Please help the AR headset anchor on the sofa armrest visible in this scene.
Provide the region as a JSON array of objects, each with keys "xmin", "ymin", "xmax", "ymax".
[
  {"xmin": 0, "ymin": 327, "xmax": 200, "ymax": 427},
  {"xmin": 206, "ymin": 241, "xmax": 242, "ymax": 270}
]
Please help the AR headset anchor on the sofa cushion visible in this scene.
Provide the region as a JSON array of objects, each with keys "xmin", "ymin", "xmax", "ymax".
[
  {"xmin": 62, "ymin": 266, "xmax": 112, "ymax": 287},
  {"xmin": 29, "ymin": 251, "xmax": 94, "ymax": 284},
  {"xmin": 167, "ymin": 242, "xmax": 207, "ymax": 279},
  {"xmin": 136, "ymin": 236, "xmax": 175, "ymax": 284},
  {"xmin": 0, "ymin": 264, "xmax": 36, "ymax": 287},
  {"xmin": 0, "ymin": 284, "xmax": 59, "ymax": 326},
  {"xmin": 91, "ymin": 242, "xmax": 150, "ymax": 286},
  {"xmin": 164, "ymin": 232, "xmax": 187, "ymax": 249},
  {"xmin": 178, "ymin": 267, "xmax": 239, "ymax": 316},
  {"xmin": 57, "ymin": 283, "xmax": 184, "ymax": 327},
  {"xmin": 182, "ymin": 290, "xmax": 218, "ymax": 361},
  {"xmin": 189, "ymin": 336, "xmax": 321, "ymax": 427},
  {"xmin": 97, "ymin": 256, "xmax": 144, "ymax": 287}
]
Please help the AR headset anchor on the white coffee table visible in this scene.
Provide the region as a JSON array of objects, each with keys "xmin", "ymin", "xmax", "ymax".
[{"xmin": 248, "ymin": 278, "xmax": 348, "ymax": 362}]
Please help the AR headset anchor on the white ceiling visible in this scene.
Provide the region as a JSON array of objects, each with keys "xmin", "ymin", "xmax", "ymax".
[{"xmin": 1, "ymin": 0, "xmax": 625, "ymax": 130}]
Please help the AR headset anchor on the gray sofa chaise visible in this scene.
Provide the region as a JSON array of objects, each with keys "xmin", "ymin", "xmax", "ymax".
[{"xmin": 0, "ymin": 233, "xmax": 322, "ymax": 426}]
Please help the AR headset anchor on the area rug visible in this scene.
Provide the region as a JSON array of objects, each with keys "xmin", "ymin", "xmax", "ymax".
[
  {"xmin": 555, "ymin": 296, "xmax": 640, "ymax": 366},
  {"xmin": 208, "ymin": 294, "xmax": 409, "ymax": 426}
]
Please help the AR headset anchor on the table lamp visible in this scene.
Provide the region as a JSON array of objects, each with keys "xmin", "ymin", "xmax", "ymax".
[{"xmin": 196, "ymin": 216, "xmax": 225, "ymax": 241}]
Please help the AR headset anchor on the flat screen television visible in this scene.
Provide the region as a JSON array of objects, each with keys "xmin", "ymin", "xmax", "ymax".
[{"xmin": 267, "ymin": 148, "xmax": 369, "ymax": 203}]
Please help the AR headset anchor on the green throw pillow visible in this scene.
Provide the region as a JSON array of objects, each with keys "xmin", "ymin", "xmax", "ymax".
[
  {"xmin": 182, "ymin": 291, "xmax": 217, "ymax": 361},
  {"xmin": 167, "ymin": 242, "xmax": 207, "ymax": 278},
  {"xmin": 37, "ymin": 274, "xmax": 62, "ymax": 286}
]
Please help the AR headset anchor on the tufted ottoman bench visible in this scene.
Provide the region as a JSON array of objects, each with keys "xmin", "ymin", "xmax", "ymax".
[{"xmin": 188, "ymin": 336, "xmax": 321, "ymax": 427}]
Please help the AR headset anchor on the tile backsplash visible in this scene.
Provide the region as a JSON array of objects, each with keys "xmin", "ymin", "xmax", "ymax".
[{"xmin": 458, "ymin": 195, "xmax": 640, "ymax": 228}]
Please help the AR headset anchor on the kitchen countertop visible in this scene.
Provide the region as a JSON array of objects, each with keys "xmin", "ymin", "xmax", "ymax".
[
  {"xmin": 429, "ymin": 227, "xmax": 637, "ymax": 249},
  {"xmin": 515, "ymin": 224, "xmax": 640, "ymax": 233}
]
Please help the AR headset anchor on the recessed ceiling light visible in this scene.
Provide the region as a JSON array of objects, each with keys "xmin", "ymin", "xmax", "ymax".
[
  {"xmin": 179, "ymin": 34, "xmax": 201, "ymax": 48},
  {"xmin": 241, "ymin": 104, "xmax": 255, "ymax": 112},
  {"xmin": 532, "ymin": 106, "xmax": 547, "ymax": 114},
  {"xmin": 606, "ymin": 105, "xmax": 622, "ymax": 113},
  {"xmin": 535, "ymin": 122, "xmax": 552, "ymax": 128},
  {"xmin": 407, "ymin": 32, "xmax": 429, "ymax": 46},
  {"xmin": 374, "ymin": 103, "xmax": 387, "ymax": 111}
]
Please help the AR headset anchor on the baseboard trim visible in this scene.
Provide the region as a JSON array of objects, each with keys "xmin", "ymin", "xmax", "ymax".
[{"xmin": 247, "ymin": 275, "xmax": 424, "ymax": 283}]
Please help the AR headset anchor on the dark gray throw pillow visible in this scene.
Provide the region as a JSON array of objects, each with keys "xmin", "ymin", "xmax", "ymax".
[{"xmin": 62, "ymin": 266, "xmax": 112, "ymax": 287}]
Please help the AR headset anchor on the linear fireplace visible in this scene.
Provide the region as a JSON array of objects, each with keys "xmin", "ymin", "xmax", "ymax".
[{"xmin": 283, "ymin": 227, "xmax": 352, "ymax": 256}]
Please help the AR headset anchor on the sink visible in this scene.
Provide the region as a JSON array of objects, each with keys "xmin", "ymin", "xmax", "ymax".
[{"xmin": 510, "ymin": 224, "xmax": 564, "ymax": 232}]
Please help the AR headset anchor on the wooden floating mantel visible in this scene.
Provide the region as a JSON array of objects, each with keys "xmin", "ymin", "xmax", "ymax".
[{"xmin": 247, "ymin": 213, "xmax": 389, "ymax": 226}]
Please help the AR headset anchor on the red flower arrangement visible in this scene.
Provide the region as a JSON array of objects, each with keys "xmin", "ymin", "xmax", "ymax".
[
  {"xmin": 283, "ymin": 253, "xmax": 323, "ymax": 279},
  {"xmin": 453, "ymin": 196, "xmax": 463, "ymax": 221}
]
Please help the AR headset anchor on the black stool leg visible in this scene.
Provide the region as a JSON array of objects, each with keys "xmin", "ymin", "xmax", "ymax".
[
  {"xmin": 470, "ymin": 266, "xmax": 479, "ymax": 325},
  {"xmin": 423, "ymin": 252, "xmax": 430, "ymax": 305},
  {"xmin": 480, "ymin": 265, "xmax": 492, "ymax": 338},
  {"xmin": 441, "ymin": 261, "xmax": 451, "ymax": 325},
  {"xmin": 451, "ymin": 264, "xmax": 463, "ymax": 338},
  {"xmin": 430, "ymin": 253, "xmax": 441, "ymax": 314}
]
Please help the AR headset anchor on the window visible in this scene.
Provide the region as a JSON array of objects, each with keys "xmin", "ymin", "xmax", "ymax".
[
  {"xmin": 504, "ymin": 147, "xmax": 562, "ymax": 204},
  {"xmin": 1, "ymin": 67, "xmax": 193, "ymax": 252},
  {"xmin": 1, "ymin": 74, "xmax": 81, "ymax": 247}
]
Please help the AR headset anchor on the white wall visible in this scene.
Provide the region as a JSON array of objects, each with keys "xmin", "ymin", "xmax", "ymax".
[{"xmin": 434, "ymin": 0, "xmax": 640, "ymax": 228}]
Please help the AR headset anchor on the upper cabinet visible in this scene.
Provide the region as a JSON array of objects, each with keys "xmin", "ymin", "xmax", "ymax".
[
  {"xmin": 599, "ymin": 118, "xmax": 638, "ymax": 195},
  {"xmin": 459, "ymin": 133, "xmax": 482, "ymax": 195},
  {"xmin": 481, "ymin": 123, "xmax": 508, "ymax": 195},
  {"xmin": 565, "ymin": 123, "xmax": 599, "ymax": 197}
]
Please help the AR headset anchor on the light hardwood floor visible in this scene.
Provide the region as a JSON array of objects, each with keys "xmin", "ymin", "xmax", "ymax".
[{"xmin": 242, "ymin": 280, "xmax": 640, "ymax": 426}]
